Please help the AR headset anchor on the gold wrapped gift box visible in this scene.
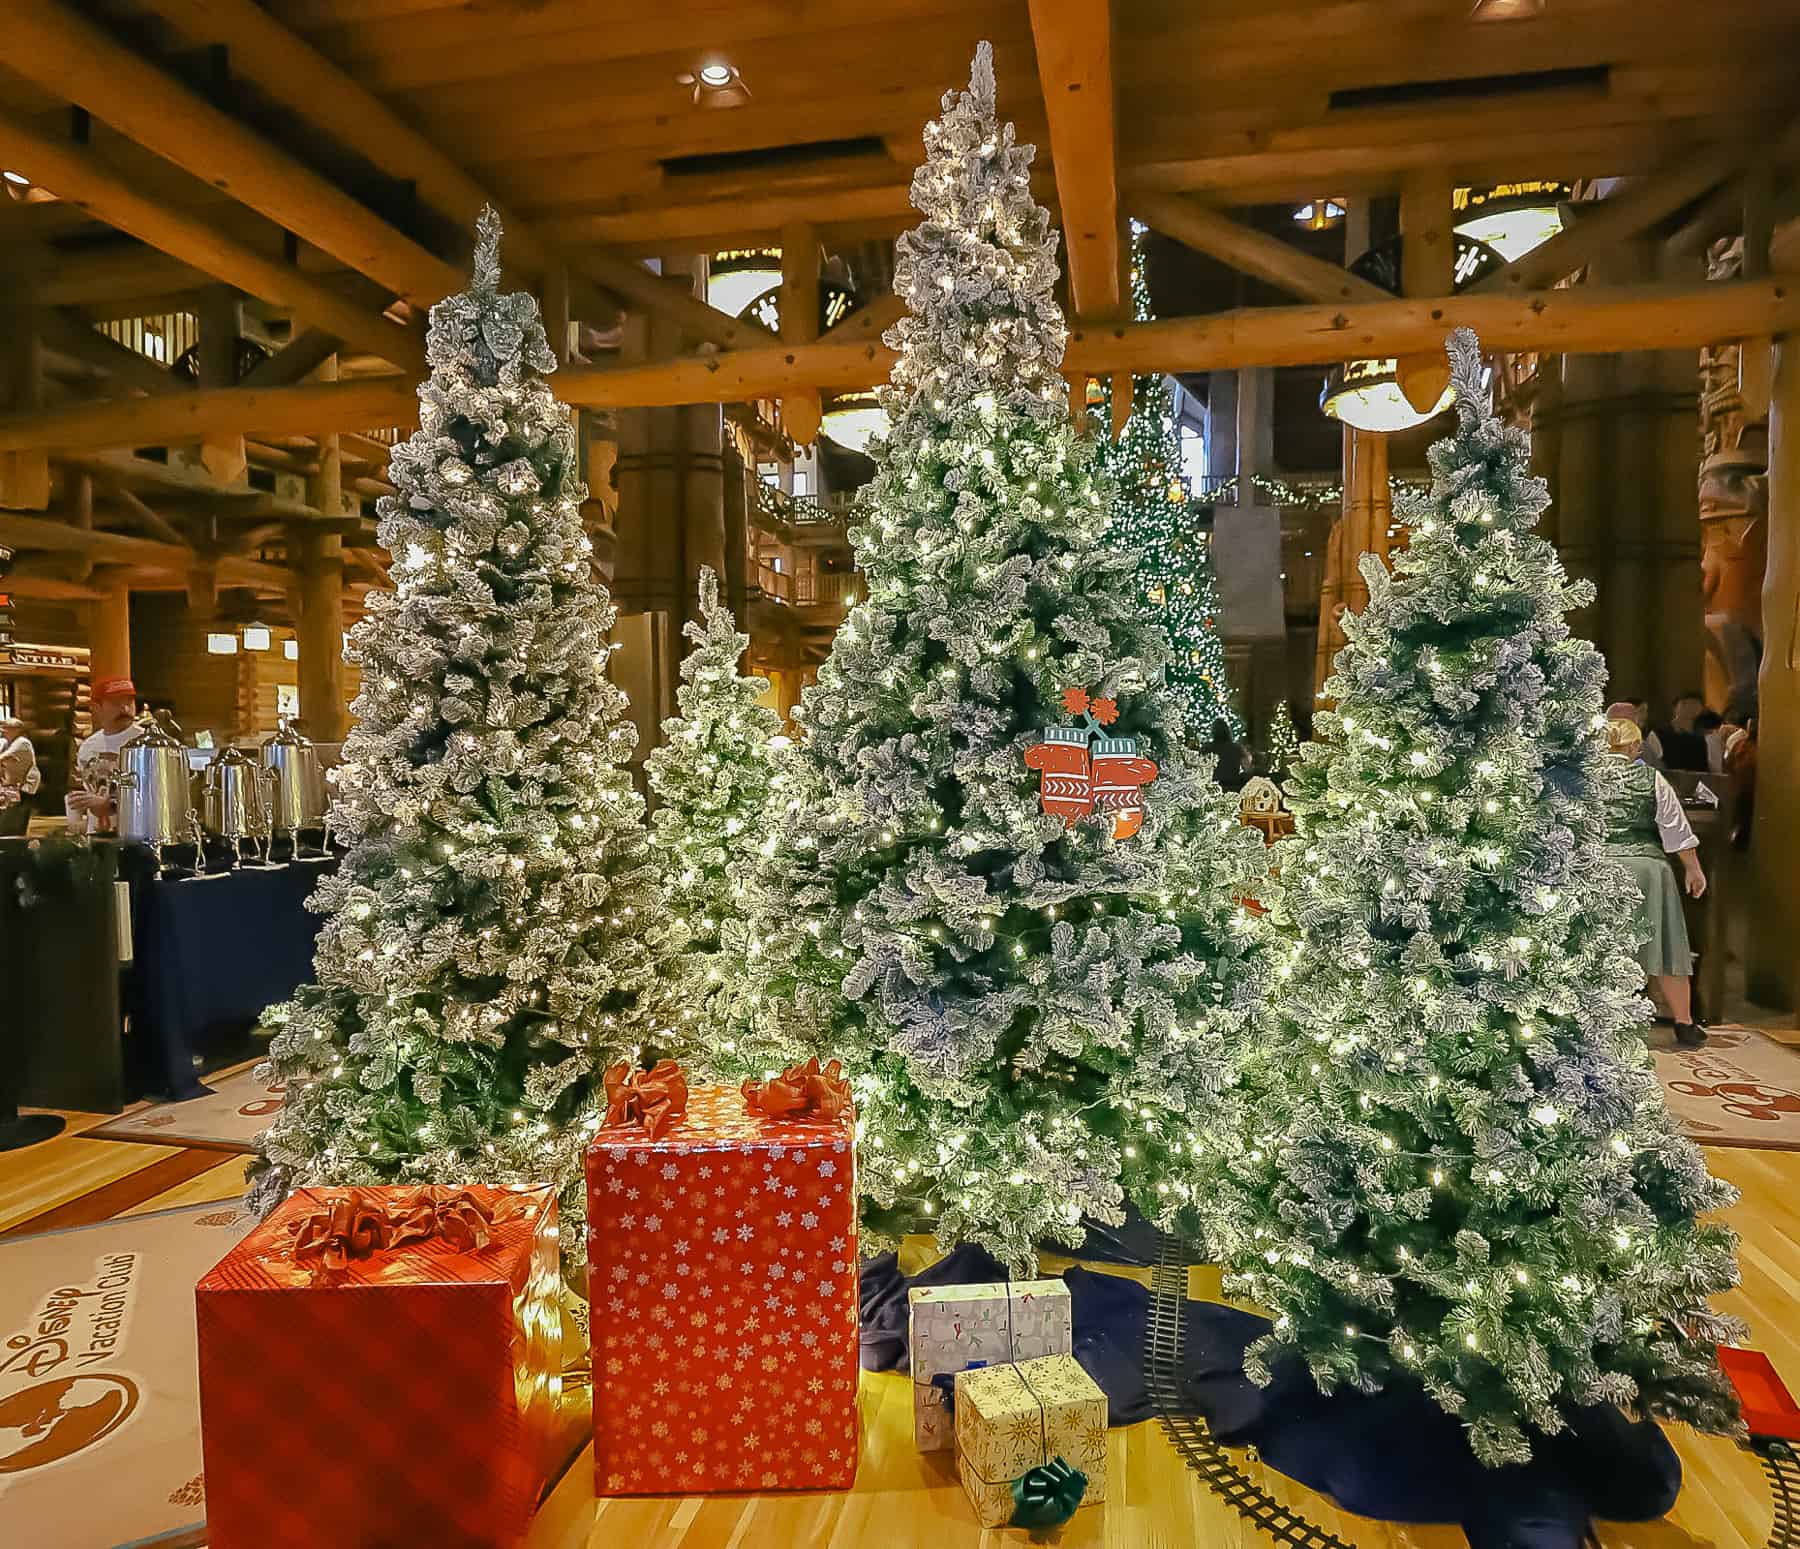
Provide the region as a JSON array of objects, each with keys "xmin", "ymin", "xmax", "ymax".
[{"xmin": 953, "ymin": 1354, "xmax": 1107, "ymax": 1528}]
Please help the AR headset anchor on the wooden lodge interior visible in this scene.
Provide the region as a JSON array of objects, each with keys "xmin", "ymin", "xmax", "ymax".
[{"xmin": 5, "ymin": 2, "xmax": 1800, "ymax": 1545}]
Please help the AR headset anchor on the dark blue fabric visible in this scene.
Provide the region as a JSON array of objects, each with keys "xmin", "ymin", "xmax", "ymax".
[
  {"xmin": 120, "ymin": 853, "xmax": 334, "ymax": 1098},
  {"xmin": 858, "ymin": 1252, "xmax": 1680, "ymax": 1545}
]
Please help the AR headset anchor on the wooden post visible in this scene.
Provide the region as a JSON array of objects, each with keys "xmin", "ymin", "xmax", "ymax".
[
  {"xmin": 0, "ymin": 308, "xmax": 49, "ymax": 510},
  {"xmin": 1747, "ymin": 335, "xmax": 1800, "ymax": 1009},
  {"xmin": 543, "ymin": 266, "xmax": 573, "ymax": 368},
  {"xmin": 197, "ymin": 290, "xmax": 248, "ymax": 484},
  {"xmin": 1109, "ymin": 373, "xmax": 1133, "ymax": 441},
  {"xmin": 779, "ymin": 221, "xmax": 822, "ymax": 446},
  {"xmin": 295, "ymin": 354, "xmax": 348, "ymax": 739},
  {"xmin": 87, "ymin": 580, "xmax": 132, "ymax": 686},
  {"xmin": 67, "ymin": 470, "xmax": 94, "ymax": 583},
  {"xmin": 1316, "ymin": 423, "xmax": 1390, "ymax": 695}
]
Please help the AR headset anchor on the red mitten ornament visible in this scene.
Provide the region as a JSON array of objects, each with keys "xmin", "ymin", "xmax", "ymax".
[
  {"xmin": 1090, "ymin": 735, "xmax": 1159, "ymax": 839},
  {"xmin": 1024, "ymin": 726, "xmax": 1094, "ymax": 825}
]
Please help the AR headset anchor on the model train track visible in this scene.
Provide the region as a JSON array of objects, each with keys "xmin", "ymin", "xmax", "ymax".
[{"xmin": 1147, "ymin": 1233, "xmax": 1354, "ymax": 1549}]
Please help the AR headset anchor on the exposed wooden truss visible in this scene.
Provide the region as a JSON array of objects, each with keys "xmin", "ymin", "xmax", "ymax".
[
  {"xmin": 1027, "ymin": 0, "xmax": 1121, "ymax": 319},
  {"xmin": 1135, "ymin": 193, "xmax": 1389, "ymax": 305}
]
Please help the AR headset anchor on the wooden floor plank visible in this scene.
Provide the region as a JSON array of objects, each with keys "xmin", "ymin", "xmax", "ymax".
[{"xmin": 3, "ymin": 1104, "xmax": 1795, "ymax": 1543}]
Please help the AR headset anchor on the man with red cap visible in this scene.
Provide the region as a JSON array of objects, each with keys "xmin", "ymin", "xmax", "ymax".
[{"xmin": 65, "ymin": 676, "xmax": 141, "ymax": 833}]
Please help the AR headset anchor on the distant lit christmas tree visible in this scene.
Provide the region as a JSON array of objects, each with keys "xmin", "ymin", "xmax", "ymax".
[
  {"xmin": 1093, "ymin": 220, "xmax": 1238, "ymax": 739},
  {"xmin": 1266, "ymin": 700, "xmax": 1300, "ymax": 778},
  {"xmin": 645, "ymin": 566, "xmax": 784, "ymax": 1042}
]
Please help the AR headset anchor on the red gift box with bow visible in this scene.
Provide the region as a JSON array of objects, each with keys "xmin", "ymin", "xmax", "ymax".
[
  {"xmin": 586, "ymin": 1061, "xmax": 861, "ymax": 1494},
  {"xmin": 195, "ymin": 1184, "xmax": 565, "ymax": 1548}
]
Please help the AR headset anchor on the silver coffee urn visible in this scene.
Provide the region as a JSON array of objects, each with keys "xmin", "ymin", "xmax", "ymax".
[
  {"xmin": 203, "ymin": 744, "xmax": 274, "ymax": 867},
  {"xmin": 113, "ymin": 713, "xmax": 205, "ymax": 875},
  {"xmin": 264, "ymin": 719, "xmax": 327, "ymax": 854}
]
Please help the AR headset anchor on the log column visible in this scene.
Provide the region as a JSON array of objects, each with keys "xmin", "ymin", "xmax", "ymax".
[
  {"xmin": 293, "ymin": 355, "xmax": 347, "ymax": 739},
  {"xmin": 86, "ymin": 580, "xmax": 132, "ymax": 686},
  {"xmin": 779, "ymin": 221, "xmax": 822, "ymax": 446},
  {"xmin": 1747, "ymin": 334, "xmax": 1800, "ymax": 1008},
  {"xmin": 196, "ymin": 289, "xmax": 248, "ymax": 485}
]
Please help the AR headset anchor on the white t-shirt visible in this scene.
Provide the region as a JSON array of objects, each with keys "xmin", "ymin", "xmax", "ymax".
[
  {"xmin": 66, "ymin": 723, "xmax": 143, "ymax": 833},
  {"xmin": 0, "ymin": 733, "xmax": 38, "ymax": 796}
]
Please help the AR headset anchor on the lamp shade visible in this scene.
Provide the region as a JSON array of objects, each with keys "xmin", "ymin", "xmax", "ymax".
[
  {"xmin": 820, "ymin": 389, "xmax": 889, "ymax": 455},
  {"xmin": 1320, "ymin": 358, "xmax": 1455, "ymax": 433}
]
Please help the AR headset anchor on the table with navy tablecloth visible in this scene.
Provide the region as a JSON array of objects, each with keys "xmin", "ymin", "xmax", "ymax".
[{"xmin": 119, "ymin": 849, "xmax": 336, "ymax": 1100}]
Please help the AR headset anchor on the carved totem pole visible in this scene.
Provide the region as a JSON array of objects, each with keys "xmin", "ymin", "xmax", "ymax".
[{"xmin": 1697, "ymin": 235, "xmax": 1771, "ymax": 721}]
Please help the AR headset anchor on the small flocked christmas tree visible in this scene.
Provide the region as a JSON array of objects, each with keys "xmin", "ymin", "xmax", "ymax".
[
  {"xmin": 249, "ymin": 211, "xmax": 677, "ymax": 1258},
  {"xmin": 1266, "ymin": 700, "xmax": 1300, "ymax": 779},
  {"xmin": 645, "ymin": 565, "xmax": 784, "ymax": 1042},
  {"xmin": 730, "ymin": 44, "xmax": 1270, "ymax": 1270},
  {"xmin": 1202, "ymin": 328, "xmax": 1742, "ymax": 1465},
  {"xmin": 1092, "ymin": 221, "xmax": 1238, "ymax": 738}
]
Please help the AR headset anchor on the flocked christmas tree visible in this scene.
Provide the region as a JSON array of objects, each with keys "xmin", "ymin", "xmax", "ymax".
[
  {"xmin": 728, "ymin": 44, "xmax": 1270, "ymax": 1270},
  {"xmin": 1265, "ymin": 700, "xmax": 1300, "ymax": 779},
  {"xmin": 645, "ymin": 565, "xmax": 785, "ymax": 1043},
  {"xmin": 1200, "ymin": 328, "xmax": 1741, "ymax": 1465},
  {"xmin": 1092, "ymin": 221, "xmax": 1238, "ymax": 738},
  {"xmin": 248, "ymin": 211, "xmax": 677, "ymax": 1257}
]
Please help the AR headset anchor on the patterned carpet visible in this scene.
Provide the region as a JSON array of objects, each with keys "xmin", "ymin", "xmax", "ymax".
[
  {"xmin": 1653, "ymin": 1025, "xmax": 1800, "ymax": 1151},
  {"xmin": 87, "ymin": 1065, "xmax": 282, "ymax": 1155}
]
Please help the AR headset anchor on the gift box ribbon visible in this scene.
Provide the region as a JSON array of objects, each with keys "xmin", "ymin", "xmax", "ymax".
[
  {"xmin": 601, "ymin": 1058, "xmax": 689, "ymax": 1138},
  {"xmin": 287, "ymin": 1187, "xmax": 528, "ymax": 1271},
  {"xmin": 742, "ymin": 1057, "xmax": 852, "ymax": 1121},
  {"xmin": 1010, "ymin": 1455, "xmax": 1088, "ymax": 1529}
]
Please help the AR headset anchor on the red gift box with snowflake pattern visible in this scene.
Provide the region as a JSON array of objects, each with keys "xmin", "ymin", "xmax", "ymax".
[{"xmin": 585, "ymin": 1084, "xmax": 861, "ymax": 1494}]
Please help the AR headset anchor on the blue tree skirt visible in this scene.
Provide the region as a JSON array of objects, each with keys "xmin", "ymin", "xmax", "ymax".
[{"xmin": 859, "ymin": 1230, "xmax": 1680, "ymax": 1549}]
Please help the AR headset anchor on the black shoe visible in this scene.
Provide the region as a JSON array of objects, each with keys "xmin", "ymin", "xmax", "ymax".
[{"xmin": 1675, "ymin": 1022, "xmax": 1709, "ymax": 1048}]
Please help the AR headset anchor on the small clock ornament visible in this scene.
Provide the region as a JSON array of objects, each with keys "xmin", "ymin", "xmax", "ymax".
[{"xmin": 1025, "ymin": 685, "xmax": 1158, "ymax": 839}]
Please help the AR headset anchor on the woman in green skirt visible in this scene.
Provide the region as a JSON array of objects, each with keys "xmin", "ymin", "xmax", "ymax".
[{"xmin": 1603, "ymin": 717, "xmax": 1709, "ymax": 1046}]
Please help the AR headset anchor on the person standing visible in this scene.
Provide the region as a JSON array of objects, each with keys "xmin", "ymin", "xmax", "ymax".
[
  {"xmin": 1655, "ymin": 692, "xmax": 1709, "ymax": 771},
  {"xmin": 0, "ymin": 715, "xmax": 39, "ymax": 835},
  {"xmin": 65, "ymin": 677, "xmax": 142, "ymax": 833},
  {"xmin": 1602, "ymin": 716, "xmax": 1708, "ymax": 1047}
]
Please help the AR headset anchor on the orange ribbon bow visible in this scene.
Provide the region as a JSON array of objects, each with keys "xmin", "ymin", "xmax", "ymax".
[
  {"xmin": 286, "ymin": 1187, "xmax": 528, "ymax": 1270},
  {"xmin": 601, "ymin": 1059, "xmax": 690, "ymax": 1139},
  {"xmin": 742, "ymin": 1057, "xmax": 853, "ymax": 1122}
]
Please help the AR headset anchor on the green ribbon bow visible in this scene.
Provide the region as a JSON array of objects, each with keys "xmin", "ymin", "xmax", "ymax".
[{"xmin": 1008, "ymin": 1454, "xmax": 1088, "ymax": 1529}]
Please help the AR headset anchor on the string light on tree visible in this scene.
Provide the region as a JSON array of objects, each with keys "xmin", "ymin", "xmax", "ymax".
[
  {"xmin": 1197, "ymin": 327, "xmax": 1743, "ymax": 1467},
  {"xmin": 1091, "ymin": 220, "xmax": 1238, "ymax": 738},
  {"xmin": 707, "ymin": 45, "xmax": 1270, "ymax": 1272},
  {"xmin": 247, "ymin": 210, "xmax": 680, "ymax": 1269}
]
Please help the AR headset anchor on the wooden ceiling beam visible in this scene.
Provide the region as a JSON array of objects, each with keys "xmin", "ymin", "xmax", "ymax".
[
  {"xmin": 1027, "ymin": 0, "xmax": 1121, "ymax": 320},
  {"xmin": 544, "ymin": 277, "xmax": 1799, "ymax": 406},
  {"xmin": 1135, "ymin": 193, "xmax": 1389, "ymax": 306},
  {"xmin": 0, "ymin": 377, "xmax": 418, "ymax": 455},
  {"xmin": 6, "ymin": 247, "xmax": 213, "ymax": 310},
  {"xmin": 35, "ymin": 305, "xmax": 189, "ymax": 396},
  {"xmin": 1474, "ymin": 124, "xmax": 1800, "ymax": 293},
  {"xmin": 0, "ymin": 107, "xmax": 427, "ymax": 374},
  {"xmin": 822, "ymin": 293, "xmax": 907, "ymax": 345},
  {"xmin": 100, "ymin": 482, "xmax": 189, "ymax": 548},
  {"xmin": 4, "ymin": 0, "xmax": 460, "ymax": 307},
  {"xmin": 1, "ymin": 277, "xmax": 1789, "ymax": 445},
  {"xmin": 240, "ymin": 329, "xmax": 344, "ymax": 390}
]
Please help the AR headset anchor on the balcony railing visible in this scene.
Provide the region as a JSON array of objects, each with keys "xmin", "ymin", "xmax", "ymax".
[
  {"xmin": 751, "ymin": 479, "xmax": 855, "ymax": 530},
  {"xmin": 748, "ymin": 559, "xmax": 856, "ymax": 610}
]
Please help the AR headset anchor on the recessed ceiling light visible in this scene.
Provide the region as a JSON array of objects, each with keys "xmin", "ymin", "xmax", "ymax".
[
  {"xmin": 679, "ymin": 60, "xmax": 751, "ymax": 109},
  {"xmin": 2, "ymin": 170, "xmax": 28, "ymax": 186},
  {"xmin": 1470, "ymin": 0, "xmax": 1545, "ymax": 17}
]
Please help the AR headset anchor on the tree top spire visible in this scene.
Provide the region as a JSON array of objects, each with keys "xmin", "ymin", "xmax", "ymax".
[{"xmin": 473, "ymin": 204, "xmax": 505, "ymax": 294}]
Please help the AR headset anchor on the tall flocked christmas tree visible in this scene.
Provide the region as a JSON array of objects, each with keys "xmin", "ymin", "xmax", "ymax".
[
  {"xmin": 1201, "ymin": 329, "xmax": 1741, "ymax": 1465},
  {"xmin": 645, "ymin": 565, "xmax": 784, "ymax": 1042},
  {"xmin": 248, "ymin": 211, "xmax": 677, "ymax": 1255},
  {"xmin": 1092, "ymin": 221, "xmax": 1238, "ymax": 738},
  {"xmin": 733, "ymin": 44, "xmax": 1269, "ymax": 1270}
]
